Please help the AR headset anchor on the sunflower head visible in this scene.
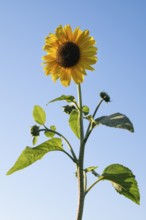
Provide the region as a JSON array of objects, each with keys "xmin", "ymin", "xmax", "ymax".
[{"xmin": 42, "ymin": 25, "xmax": 97, "ymax": 86}]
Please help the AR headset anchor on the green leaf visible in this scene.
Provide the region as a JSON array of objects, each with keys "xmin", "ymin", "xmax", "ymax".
[
  {"xmin": 44, "ymin": 125, "xmax": 56, "ymax": 138},
  {"xmin": 82, "ymin": 105, "xmax": 90, "ymax": 116},
  {"xmin": 69, "ymin": 109, "xmax": 80, "ymax": 139},
  {"xmin": 33, "ymin": 105, "xmax": 46, "ymax": 125},
  {"xmin": 85, "ymin": 166, "xmax": 98, "ymax": 173},
  {"xmin": 7, "ymin": 138, "xmax": 63, "ymax": 175},
  {"xmin": 49, "ymin": 95, "xmax": 76, "ymax": 104},
  {"xmin": 100, "ymin": 164, "xmax": 140, "ymax": 204},
  {"xmin": 95, "ymin": 113, "xmax": 134, "ymax": 132}
]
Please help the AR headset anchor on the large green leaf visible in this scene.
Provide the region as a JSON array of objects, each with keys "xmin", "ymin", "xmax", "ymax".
[
  {"xmin": 95, "ymin": 113, "xmax": 134, "ymax": 132},
  {"xmin": 69, "ymin": 109, "xmax": 80, "ymax": 139},
  {"xmin": 49, "ymin": 95, "xmax": 76, "ymax": 104},
  {"xmin": 33, "ymin": 105, "xmax": 46, "ymax": 125},
  {"xmin": 99, "ymin": 164, "xmax": 140, "ymax": 204},
  {"xmin": 7, "ymin": 138, "xmax": 63, "ymax": 175}
]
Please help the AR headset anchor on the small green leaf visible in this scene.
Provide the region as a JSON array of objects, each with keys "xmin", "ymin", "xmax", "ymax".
[
  {"xmin": 85, "ymin": 166, "xmax": 98, "ymax": 173},
  {"xmin": 100, "ymin": 164, "xmax": 140, "ymax": 204},
  {"xmin": 32, "ymin": 136, "xmax": 38, "ymax": 145},
  {"xmin": 7, "ymin": 138, "xmax": 63, "ymax": 175},
  {"xmin": 49, "ymin": 95, "xmax": 76, "ymax": 104},
  {"xmin": 33, "ymin": 105, "xmax": 46, "ymax": 125},
  {"xmin": 95, "ymin": 113, "xmax": 134, "ymax": 132},
  {"xmin": 50, "ymin": 125, "xmax": 56, "ymax": 130},
  {"xmin": 82, "ymin": 105, "xmax": 90, "ymax": 116},
  {"xmin": 69, "ymin": 109, "xmax": 80, "ymax": 139},
  {"xmin": 44, "ymin": 125, "xmax": 56, "ymax": 138}
]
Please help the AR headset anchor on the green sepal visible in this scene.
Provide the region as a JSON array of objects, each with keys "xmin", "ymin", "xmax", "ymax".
[
  {"xmin": 82, "ymin": 105, "xmax": 90, "ymax": 116},
  {"xmin": 69, "ymin": 109, "xmax": 80, "ymax": 139},
  {"xmin": 99, "ymin": 164, "xmax": 140, "ymax": 204},
  {"xmin": 48, "ymin": 95, "xmax": 76, "ymax": 104},
  {"xmin": 32, "ymin": 136, "xmax": 38, "ymax": 145},
  {"xmin": 7, "ymin": 138, "xmax": 63, "ymax": 175},
  {"xmin": 95, "ymin": 112, "xmax": 134, "ymax": 132},
  {"xmin": 44, "ymin": 125, "xmax": 56, "ymax": 138},
  {"xmin": 33, "ymin": 105, "xmax": 46, "ymax": 125}
]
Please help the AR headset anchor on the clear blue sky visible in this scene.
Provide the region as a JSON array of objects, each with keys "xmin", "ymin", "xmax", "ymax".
[{"xmin": 0, "ymin": 0, "xmax": 146, "ymax": 219}]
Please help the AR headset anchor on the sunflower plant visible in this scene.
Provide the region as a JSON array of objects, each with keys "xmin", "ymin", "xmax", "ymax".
[{"xmin": 7, "ymin": 25, "xmax": 140, "ymax": 220}]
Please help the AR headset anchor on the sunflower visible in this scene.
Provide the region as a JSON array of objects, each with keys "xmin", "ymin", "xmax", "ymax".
[{"xmin": 42, "ymin": 25, "xmax": 97, "ymax": 86}]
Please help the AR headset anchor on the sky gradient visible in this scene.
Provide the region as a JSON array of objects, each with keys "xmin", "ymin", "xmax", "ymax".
[{"xmin": 0, "ymin": 0, "xmax": 146, "ymax": 219}]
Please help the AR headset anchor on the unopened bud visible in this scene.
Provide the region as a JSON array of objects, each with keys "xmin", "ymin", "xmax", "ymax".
[
  {"xmin": 62, "ymin": 104, "xmax": 76, "ymax": 114},
  {"xmin": 30, "ymin": 125, "xmax": 40, "ymax": 136},
  {"xmin": 100, "ymin": 92, "xmax": 110, "ymax": 103}
]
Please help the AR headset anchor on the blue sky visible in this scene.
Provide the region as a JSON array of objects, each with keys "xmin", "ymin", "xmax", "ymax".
[{"xmin": 0, "ymin": 0, "xmax": 146, "ymax": 219}]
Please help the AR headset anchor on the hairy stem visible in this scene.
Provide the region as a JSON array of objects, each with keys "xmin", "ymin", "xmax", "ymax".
[{"xmin": 76, "ymin": 84, "xmax": 85, "ymax": 220}]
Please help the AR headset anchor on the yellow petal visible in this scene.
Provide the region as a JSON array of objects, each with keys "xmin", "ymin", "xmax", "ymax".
[
  {"xmin": 52, "ymin": 73, "xmax": 60, "ymax": 82},
  {"xmin": 71, "ymin": 68, "xmax": 84, "ymax": 84},
  {"xmin": 79, "ymin": 39, "xmax": 96, "ymax": 48},
  {"xmin": 79, "ymin": 62, "xmax": 95, "ymax": 71},
  {"xmin": 64, "ymin": 25, "xmax": 73, "ymax": 41},
  {"xmin": 76, "ymin": 30, "xmax": 89, "ymax": 44},
  {"xmin": 55, "ymin": 25, "xmax": 66, "ymax": 43},
  {"xmin": 80, "ymin": 56, "xmax": 97, "ymax": 65},
  {"xmin": 43, "ymin": 65, "xmax": 52, "ymax": 76},
  {"xmin": 72, "ymin": 27, "xmax": 80, "ymax": 42},
  {"xmin": 60, "ymin": 69, "xmax": 71, "ymax": 86}
]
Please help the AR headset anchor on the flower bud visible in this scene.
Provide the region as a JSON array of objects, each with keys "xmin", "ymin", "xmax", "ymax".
[
  {"xmin": 100, "ymin": 92, "xmax": 110, "ymax": 103},
  {"xmin": 62, "ymin": 104, "xmax": 76, "ymax": 114},
  {"xmin": 30, "ymin": 125, "xmax": 40, "ymax": 136}
]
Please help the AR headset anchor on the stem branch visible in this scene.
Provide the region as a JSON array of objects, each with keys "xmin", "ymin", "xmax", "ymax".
[
  {"xmin": 84, "ymin": 99, "xmax": 103, "ymax": 145},
  {"xmin": 85, "ymin": 178, "xmax": 101, "ymax": 196},
  {"xmin": 40, "ymin": 127, "xmax": 77, "ymax": 163}
]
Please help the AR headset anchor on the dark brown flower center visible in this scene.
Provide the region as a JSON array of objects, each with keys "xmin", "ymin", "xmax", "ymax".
[{"xmin": 56, "ymin": 42, "xmax": 80, "ymax": 67}]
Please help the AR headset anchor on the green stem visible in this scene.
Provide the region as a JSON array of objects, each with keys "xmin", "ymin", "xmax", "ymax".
[
  {"xmin": 84, "ymin": 99, "xmax": 103, "ymax": 145},
  {"xmin": 61, "ymin": 149, "xmax": 76, "ymax": 163},
  {"xmin": 92, "ymin": 99, "xmax": 103, "ymax": 118},
  {"xmin": 76, "ymin": 84, "xmax": 85, "ymax": 220},
  {"xmin": 85, "ymin": 178, "xmax": 101, "ymax": 196}
]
